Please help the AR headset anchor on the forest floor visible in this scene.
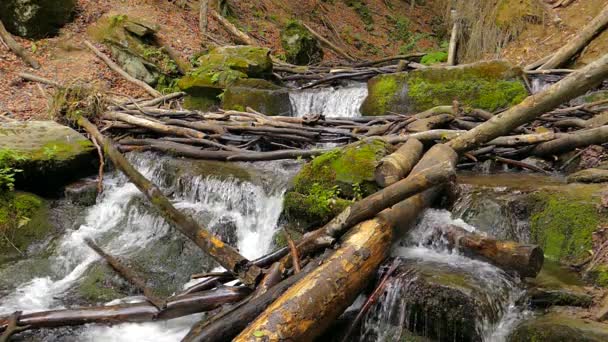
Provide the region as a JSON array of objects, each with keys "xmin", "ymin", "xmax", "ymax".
[{"xmin": 0, "ymin": 0, "xmax": 606, "ymax": 120}]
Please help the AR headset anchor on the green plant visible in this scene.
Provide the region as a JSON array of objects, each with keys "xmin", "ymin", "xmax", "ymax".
[
  {"xmin": 421, "ymin": 51, "xmax": 448, "ymax": 65},
  {"xmin": 398, "ymin": 33, "xmax": 427, "ymax": 54},
  {"xmin": 0, "ymin": 149, "xmax": 26, "ymax": 191}
]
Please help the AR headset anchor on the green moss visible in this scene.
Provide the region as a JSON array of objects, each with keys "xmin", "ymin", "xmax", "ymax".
[
  {"xmin": 360, "ymin": 74, "xmax": 407, "ymax": 116},
  {"xmin": 421, "ymin": 51, "xmax": 448, "ymax": 66},
  {"xmin": 530, "ymin": 190, "xmax": 605, "ymax": 262},
  {"xmin": 280, "ymin": 20, "xmax": 323, "ymax": 65},
  {"xmin": 78, "ymin": 263, "xmax": 126, "ymax": 302}
]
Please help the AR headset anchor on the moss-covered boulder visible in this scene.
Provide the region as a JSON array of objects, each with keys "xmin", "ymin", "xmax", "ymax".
[
  {"xmin": 75, "ymin": 263, "xmax": 130, "ymax": 304},
  {"xmin": 360, "ymin": 60, "xmax": 527, "ymax": 116},
  {"xmin": 178, "ymin": 46, "xmax": 273, "ymax": 110},
  {"xmin": 221, "ymin": 79, "xmax": 292, "ymax": 116},
  {"xmin": 567, "ymin": 168, "xmax": 608, "ymax": 183},
  {"xmin": 528, "ymin": 260, "xmax": 593, "ymax": 308},
  {"xmin": 0, "ymin": 121, "xmax": 96, "ymax": 193},
  {"xmin": 0, "ymin": 0, "xmax": 75, "ymax": 38},
  {"xmin": 508, "ymin": 311, "xmax": 608, "ymax": 342},
  {"xmin": 0, "ymin": 191, "xmax": 52, "ymax": 264},
  {"xmin": 280, "ymin": 20, "xmax": 323, "ymax": 65},
  {"xmin": 282, "ymin": 139, "xmax": 390, "ymax": 231},
  {"xmin": 89, "ymin": 15, "xmax": 179, "ymax": 88}
]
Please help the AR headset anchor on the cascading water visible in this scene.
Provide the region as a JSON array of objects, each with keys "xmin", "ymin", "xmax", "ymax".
[
  {"xmin": 289, "ymin": 82, "xmax": 367, "ymax": 118},
  {"xmin": 360, "ymin": 209, "xmax": 529, "ymax": 342},
  {"xmin": 0, "ymin": 152, "xmax": 296, "ymax": 341}
]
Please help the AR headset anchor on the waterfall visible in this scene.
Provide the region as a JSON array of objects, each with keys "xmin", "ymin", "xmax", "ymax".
[
  {"xmin": 360, "ymin": 209, "xmax": 529, "ymax": 342},
  {"xmin": 289, "ymin": 82, "xmax": 367, "ymax": 118},
  {"xmin": 0, "ymin": 152, "xmax": 294, "ymax": 341}
]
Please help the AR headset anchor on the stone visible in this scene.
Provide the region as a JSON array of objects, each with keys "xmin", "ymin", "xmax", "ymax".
[
  {"xmin": 567, "ymin": 168, "xmax": 608, "ymax": 183},
  {"xmin": 221, "ymin": 79, "xmax": 292, "ymax": 116},
  {"xmin": 0, "ymin": 0, "xmax": 76, "ymax": 38},
  {"xmin": 360, "ymin": 60, "xmax": 527, "ymax": 116},
  {"xmin": 508, "ymin": 311, "xmax": 608, "ymax": 342},
  {"xmin": 528, "ymin": 260, "xmax": 593, "ymax": 308},
  {"xmin": 64, "ymin": 178, "xmax": 98, "ymax": 206},
  {"xmin": 282, "ymin": 139, "xmax": 391, "ymax": 231},
  {"xmin": 0, "ymin": 121, "xmax": 97, "ymax": 193},
  {"xmin": 280, "ymin": 20, "xmax": 323, "ymax": 65},
  {"xmin": 178, "ymin": 46, "xmax": 273, "ymax": 110}
]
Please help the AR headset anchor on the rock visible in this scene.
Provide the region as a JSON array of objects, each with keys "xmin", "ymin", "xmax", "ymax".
[
  {"xmin": 75, "ymin": 262, "xmax": 130, "ymax": 304},
  {"xmin": 520, "ymin": 156, "xmax": 553, "ymax": 171},
  {"xmin": 0, "ymin": 191, "xmax": 52, "ymax": 264},
  {"xmin": 90, "ymin": 15, "xmax": 178, "ymax": 87},
  {"xmin": 528, "ymin": 260, "xmax": 593, "ymax": 308},
  {"xmin": 0, "ymin": 121, "xmax": 97, "ymax": 194},
  {"xmin": 178, "ymin": 46, "xmax": 273, "ymax": 110},
  {"xmin": 360, "ymin": 60, "xmax": 527, "ymax": 116},
  {"xmin": 282, "ymin": 139, "xmax": 391, "ymax": 231},
  {"xmin": 64, "ymin": 178, "xmax": 98, "ymax": 206},
  {"xmin": 280, "ymin": 20, "xmax": 323, "ymax": 65},
  {"xmin": 508, "ymin": 311, "xmax": 608, "ymax": 342},
  {"xmin": 567, "ymin": 168, "xmax": 608, "ymax": 183},
  {"xmin": 221, "ymin": 79, "xmax": 292, "ymax": 116},
  {"xmin": 0, "ymin": 0, "xmax": 76, "ymax": 38}
]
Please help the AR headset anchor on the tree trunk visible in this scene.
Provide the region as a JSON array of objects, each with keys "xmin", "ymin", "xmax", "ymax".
[
  {"xmin": 540, "ymin": 5, "xmax": 608, "ymax": 70},
  {"xmin": 447, "ymin": 53, "xmax": 608, "ymax": 153},
  {"xmin": 532, "ymin": 125, "xmax": 608, "ymax": 156},
  {"xmin": 447, "ymin": 10, "xmax": 459, "ymax": 66},
  {"xmin": 441, "ymin": 225, "xmax": 544, "ymax": 278},
  {"xmin": 199, "ymin": 0, "xmax": 209, "ymax": 36},
  {"xmin": 375, "ymin": 138, "xmax": 424, "ymax": 187},
  {"xmin": 77, "ymin": 117, "xmax": 263, "ymax": 286}
]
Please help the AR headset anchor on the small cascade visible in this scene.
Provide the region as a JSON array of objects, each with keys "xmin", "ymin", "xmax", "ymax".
[
  {"xmin": 289, "ymin": 82, "xmax": 367, "ymax": 118},
  {"xmin": 360, "ymin": 209, "xmax": 529, "ymax": 342}
]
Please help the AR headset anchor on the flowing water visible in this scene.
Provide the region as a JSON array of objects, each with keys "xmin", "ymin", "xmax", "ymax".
[{"xmin": 289, "ymin": 82, "xmax": 367, "ymax": 118}]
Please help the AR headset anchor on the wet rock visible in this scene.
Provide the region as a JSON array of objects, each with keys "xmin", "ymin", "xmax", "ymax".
[
  {"xmin": 567, "ymin": 168, "xmax": 608, "ymax": 183},
  {"xmin": 64, "ymin": 178, "xmax": 98, "ymax": 206},
  {"xmin": 222, "ymin": 79, "xmax": 292, "ymax": 116},
  {"xmin": 0, "ymin": 0, "xmax": 76, "ymax": 38},
  {"xmin": 178, "ymin": 46, "xmax": 273, "ymax": 110},
  {"xmin": 360, "ymin": 60, "xmax": 527, "ymax": 116},
  {"xmin": 0, "ymin": 192, "xmax": 52, "ymax": 264},
  {"xmin": 520, "ymin": 156, "xmax": 552, "ymax": 171},
  {"xmin": 74, "ymin": 262, "xmax": 130, "ymax": 305},
  {"xmin": 90, "ymin": 15, "xmax": 179, "ymax": 87},
  {"xmin": 209, "ymin": 216, "xmax": 239, "ymax": 247},
  {"xmin": 282, "ymin": 139, "xmax": 391, "ymax": 231},
  {"xmin": 528, "ymin": 261, "xmax": 593, "ymax": 308},
  {"xmin": 508, "ymin": 311, "xmax": 608, "ymax": 342},
  {"xmin": 0, "ymin": 121, "xmax": 96, "ymax": 194},
  {"xmin": 280, "ymin": 20, "xmax": 323, "ymax": 65}
]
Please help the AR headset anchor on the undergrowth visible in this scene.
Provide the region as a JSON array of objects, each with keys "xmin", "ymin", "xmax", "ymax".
[{"xmin": 49, "ymin": 85, "xmax": 107, "ymax": 124}]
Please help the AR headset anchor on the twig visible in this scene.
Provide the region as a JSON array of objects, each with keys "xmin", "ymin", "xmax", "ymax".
[
  {"xmin": 284, "ymin": 229, "xmax": 301, "ymax": 274},
  {"xmin": 91, "ymin": 135, "xmax": 105, "ymax": 194},
  {"xmin": 18, "ymin": 72, "xmax": 61, "ymax": 88},
  {"xmin": 494, "ymin": 156, "xmax": 551, "ymax": 174}
]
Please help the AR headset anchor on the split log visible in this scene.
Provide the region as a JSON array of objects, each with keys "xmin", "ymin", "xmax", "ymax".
[
  {"xmin": 0, "ymin": 287, "xmax": 249, "ymax": 333},
  {"xmin": 84, "ymin": 41, "xmax": 161, "ymax": 97},
  {"xmin": 532, "ymin": 125, "xmax": 608, "ymax": 156},
  {"xmin": 0, "ymin": 20, "xmax": 39, "ymax": 69},
  {"xmin": 447, "ymin": 52, "xmax": 608, "ymax": 153},
  {"xmin": 77, "ymin": 117, "xmax": 263, "ymax": 286},
  {"xmin": 441, "ymin": 225, "xmax": 544, "ymax": 278},
  {"xmin": 375, "ymin": 138, "xmax": 423, "ymax": 187},
  {"xmin": 540, "ymin": 5, "xmax": 608, "ymax": 70}
]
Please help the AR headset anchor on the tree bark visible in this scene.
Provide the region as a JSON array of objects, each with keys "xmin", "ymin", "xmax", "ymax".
[
  {"xmin": 77, "ymin": 117, "xmax": 263, "ymax": 286},
  {"xmin": 0, "ymin": 20, "xmax": 39, "ymax": 69},
  {"xmin": 375, "ymin": 138, "xmax": 424, "ymax": 187},
  {"xmin": 540, "ymin": 5, "xmax": 608, "ymax": 70},
  {"xmin": 447, "ymin": 10, "xmax": 459, "ymax": 66},
  {"xmin": 447, "ymin": 53, "xmax": 608, "ymax": 153},
  {"xmin": 199, "ymin": 0, "xmax": 209, "ymax": 36},
  {"xmin": 441, "ymin": 225, "xmax": 544, "ymax": 278},
  {"xmin": 532, "ymin": 125, "xmax": 608, "ymax": 156}
]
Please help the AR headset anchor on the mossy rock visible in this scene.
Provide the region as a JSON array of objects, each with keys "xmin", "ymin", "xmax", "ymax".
[
  {"xmin": 0, "ymin": 191, "xmax": 52, "ymax": 264},
  {"xmin": 282, "ymin": 139, "xmax": 390, "ymax": 231},
  {"xmin": 178, "ymin": 46, "xmax": 273, "ymax": 110},
  {"xmin": 222, "ymin": 79, "xmax": 292, "ymax": 116},
  {"xmin": 0, "ymin": 0, "xmax": 76, "ymax": 38},
  {"xmin": 508, "ymin": 311, "xmax": 608, "ymax": 342},
  {"xmin": 280, "ymin": 20, "xmax": 323, "ymax": 65},
  {"xmin": 76, "ymin": 263, "xmax": 129, "ymax": 304},
  {"xmin": 0, "ymin": 121, "xmax": 96, "ymax": 194},
  {"xmin": 360, "ymin": 60, "xmax": 527, "ymax": 116},
  {"xmin": 89, "ymin": 15, "xmax": 179, "ymax": 87}
]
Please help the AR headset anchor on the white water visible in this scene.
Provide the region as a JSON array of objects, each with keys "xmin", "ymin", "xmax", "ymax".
[
  {"xmin": 361, "ymin": 209, "xmax": 529, "ymax": 342},
  {"xmin": 0, "ymin": 153, "xmax": 292, "ymax": 341},
  {"xmin": 289, "ymin": 82, "xmax": 367, "ymax": 118}
]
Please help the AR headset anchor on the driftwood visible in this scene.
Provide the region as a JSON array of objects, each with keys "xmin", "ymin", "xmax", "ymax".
[
  {"xmin": 77, "ymin": 117, "xmax": 263, "ymax": 286},
  {"xmin": 375, "ymin": 138, "xmax": 424, "ymax": 187},
  {"xmin": 0, "ymin": 20, "xmax": 39, "ymax": 69},
  {"xmin": 532, "ymin": 126, "xmax": 608, "ymax": 156}
]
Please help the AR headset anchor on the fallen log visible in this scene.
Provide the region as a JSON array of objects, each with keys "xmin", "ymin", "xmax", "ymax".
[
  {"xmin": 210, "ymin": 10, "xmax": 256, "ymax": 45},
  {"xmin": 301, "ymin": 22, "xmax": 356, "ymax": 62},
  {"xmin": 375, "ymin": 138, "xmax": 424, "ymax": 187},
  {"xmin": 0, "ymin": 287, "xmax": 249, "ymax": 333},
  {"xmin": 77, "ymin": 117, "xmax": 263, "ymax": 286},
  {"xmin": 532, "ymin": 125, "xmax": 608, "ymax": 156},
  {"xmin": 441, "ymin": 225, "xmax": 544, "ymax": 278},
  {"xmin": 447, "ymin": 52, "xmax": 608, "ymax": 153},
  {"xmin": 0, "ymin": 20, "xmax": 39, "ymax": 69},
  {"xmin": 540, "ymin": 4, "xmax": 608, "ymax": 70}
]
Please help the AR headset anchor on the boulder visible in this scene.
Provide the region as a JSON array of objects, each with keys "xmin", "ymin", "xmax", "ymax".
[
  {"xmin": 280, "ymin": 20, "xmax": 323, "ymax": 65},
  {"xmin": 0, "ymin": 121, "xmax": 96, "ymax": 193},
  {"xmin": 528, "ymin": 260, "xmax": 593, "ymax": 308},
  {"xmin": 282, "ymin": 139, "xmax": 391, "ymax": 231},
  {"xmin": 64, "ymin": 178, "xmax": 98, "ymax": 206},
  {"xmin": 567, "ymin": 168, "xmax": 608, "ymax": 183},
  {"xmin": 360, "ymin": 60, "xmax": 527, "ymax": 116},
  {"xmin": 508, "ymin": 311, "xmax": 608, "ymax": 342},
  {"xmin": 221, "ymin": 79, "xmax": 292, "ymax": 116},
  {"xmin": 178, "ymin": 46, "xmax": 273, "ymax": 110},
  {"xmin": 0, "ymin": 0, "xmax": 76, "ymax": 38}
]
